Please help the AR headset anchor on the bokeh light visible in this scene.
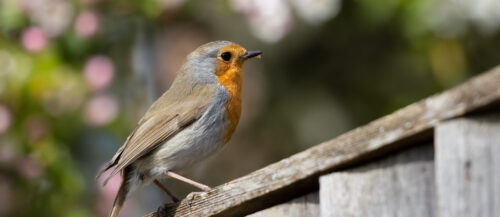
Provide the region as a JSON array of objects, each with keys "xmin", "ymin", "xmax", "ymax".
[
  {"xmin": 290, "ymin": 0, "xmax": 341, "ymax": 25},
  {"xmin": 84, "ymin": 94, "xmax": 118, "ymax": 126},
  {"xmin": 75, "ymin": 10, "xmax": 99, "ymax": 38},
  {"xmin": 23, "ymin": 0, "xmax": 74, "ymax": 37},
  {"xmin": 21, "ymin": 26, "xmax": 48, "ymax": 52},
  {"xmin": 84, "ymin": 55, "xmax": 115, "ymax": 91},
  {"xmin": 430, "ymin": 0, "xmax": 500, "ymax": 36},
  {"xmin": 231, "ymin": 0, "xmax": 292, "ymax": 43}
]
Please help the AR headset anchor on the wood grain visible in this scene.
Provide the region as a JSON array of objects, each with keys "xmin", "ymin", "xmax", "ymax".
[
  {"xmin": 146, "ymin": 66, "xmax": 500, "ymax": 217},
  {"xmin": 246, "ymin": 191, "xmax": 319, "ymax": 217},
  {"xmin": 319, "ymin": 144, "xmax": 435, "ymax": 217},
  {"xmin": 435, "ymin": 113, "xmax": 500, "ymax": 217}
]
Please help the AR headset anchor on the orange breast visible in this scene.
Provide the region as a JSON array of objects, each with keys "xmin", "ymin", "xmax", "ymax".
[{"xmin": 216, "ymin": 62, "xmax": 243, "ymax": 143}]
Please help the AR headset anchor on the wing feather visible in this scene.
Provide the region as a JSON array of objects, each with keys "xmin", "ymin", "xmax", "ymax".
[{"xmin": 98, "ymin": 84, "xmax": 218, "ymax": 184}]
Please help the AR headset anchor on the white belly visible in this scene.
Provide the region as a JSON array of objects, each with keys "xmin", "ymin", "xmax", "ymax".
[
  {"xmin": 131, "ymin": 89, "xmax": 229, "ymax": 183},
  {"xmin": 150, "ymin": 108, "xmax": 227, "ymax": 173}
]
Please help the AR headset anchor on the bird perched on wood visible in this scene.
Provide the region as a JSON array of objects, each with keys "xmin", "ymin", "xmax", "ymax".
[{"xmin": 96, "ymin": 41, "xmax": 262, "ymax": 217}]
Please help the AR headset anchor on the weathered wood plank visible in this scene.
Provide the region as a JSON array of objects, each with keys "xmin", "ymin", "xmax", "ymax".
[
  {"xmin": 246, "ymin": 191, "xmax": 319, "ymax": 217},
  {"xmin": 319, "ymin": 143, "xmax": 435, "ymax": 217},
  {"xmin": 146, "ymin": 67, "xmax": 500, "ymax": 217},
  {"xmin": 435, "ymin": 113, "xmax": 500, "ymax": 217}
]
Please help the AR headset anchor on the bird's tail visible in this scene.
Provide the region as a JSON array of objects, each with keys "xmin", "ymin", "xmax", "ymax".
[{"xmin": 109, "ymin": 173, "xmax": 130, "ymax": 217}]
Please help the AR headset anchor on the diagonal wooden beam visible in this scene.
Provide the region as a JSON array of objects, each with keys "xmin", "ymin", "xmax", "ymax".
[{"xmin": 145, "ymin": 66, "xmax": 500, "ymax": 217}]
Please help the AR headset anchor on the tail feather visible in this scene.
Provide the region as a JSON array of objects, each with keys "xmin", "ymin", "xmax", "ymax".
[
  {"xmin": 96, "ymin": 151, "xmax": 124, "ymax": 182},
  {"xmin": 96, "ymin": 162, "xmax": 114, "ymax": 182},
  {"xmin": 109, "ymin": 172, "xmax": 129, "ymax": 217}
]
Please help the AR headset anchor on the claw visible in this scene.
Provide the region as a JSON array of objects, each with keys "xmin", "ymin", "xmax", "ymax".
[{"xmin": 184, "ymin": 191, "xmax": 207, "ymax": 209}]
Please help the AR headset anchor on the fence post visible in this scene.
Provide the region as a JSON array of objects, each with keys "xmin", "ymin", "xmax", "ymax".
[
  {"xmin": 247, "ymin": 192, "xmax": 319, "ymax": 217},
  {"xmin": 319, "ymin": 144, "xmax": 435, "ymax": 217},
  {"xmin": 435, "ymin": 113, "xmax": 500, "ymax": 217}
]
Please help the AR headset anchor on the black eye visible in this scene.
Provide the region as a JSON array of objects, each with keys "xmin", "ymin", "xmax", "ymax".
[{"xmin": 221, "ymin": 52, "xmax": 231, "ymax": 61}]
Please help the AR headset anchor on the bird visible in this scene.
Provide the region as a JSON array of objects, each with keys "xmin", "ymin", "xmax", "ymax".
[{"xmin": 96, "ymin": 40, "xmax": 262, "ymax": 217}]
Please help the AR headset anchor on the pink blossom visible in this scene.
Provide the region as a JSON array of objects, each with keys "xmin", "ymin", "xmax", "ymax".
[
  {"xmin": 84, "ymin": 55, "xmax": 115, "ymax": 91},
  {"xmin": 21, "ymin": 27, "xmax": 48, "ymax": 52},
  {"xmin": 84, "ymin": 94, "xmax": 118, "ymax": 126},
  {"xmin": 75, "ymin": 10, "xmax": 99, "ymax": 38}
]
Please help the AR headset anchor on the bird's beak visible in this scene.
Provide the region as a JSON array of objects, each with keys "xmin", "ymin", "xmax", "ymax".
[{"xmin": 241, "ymin": 50, "xmax": 262, "ymax": 59}]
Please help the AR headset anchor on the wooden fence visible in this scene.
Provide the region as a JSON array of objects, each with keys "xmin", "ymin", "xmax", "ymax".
[{"xmin": 146, "ymin": 65, "xmax": 500, "ymax": 217}]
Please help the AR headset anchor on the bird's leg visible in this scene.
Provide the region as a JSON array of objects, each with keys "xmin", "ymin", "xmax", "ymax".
[
  {"xmin": 153, "ymin": 179, "xmax": 179, "ymax": 202},
  {"xmin": 164, "ymin": 171, "xmax": 211, "ymax": 191}
]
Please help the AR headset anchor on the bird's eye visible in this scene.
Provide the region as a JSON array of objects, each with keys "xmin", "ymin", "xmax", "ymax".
[{"xmin": 221, "ymin": 52, "xmax": 231, "ymax": 61}]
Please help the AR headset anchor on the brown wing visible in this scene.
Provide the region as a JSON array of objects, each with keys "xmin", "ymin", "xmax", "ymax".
[{"xmin": 97, "ymin": 84, "xmax": 218, "ymax": 184}]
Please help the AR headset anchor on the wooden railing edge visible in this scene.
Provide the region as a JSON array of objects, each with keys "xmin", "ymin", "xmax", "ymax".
[{"xmin": 146, "ymin": 65, "xmax": 500, "ymax": 217}]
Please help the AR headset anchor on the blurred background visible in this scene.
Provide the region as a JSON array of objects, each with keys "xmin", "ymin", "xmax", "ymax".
[{"xmin": 1, "ymin": 0, "xmax": 500, "ymax": 216}]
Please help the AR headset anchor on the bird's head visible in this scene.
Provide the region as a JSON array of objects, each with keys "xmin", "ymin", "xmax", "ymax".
[{"xmin": 179, "ymin": 41, "xmax": 262, "ymax": 84}]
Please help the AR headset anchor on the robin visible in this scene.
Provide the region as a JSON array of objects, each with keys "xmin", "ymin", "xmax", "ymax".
[{"xmin": 96, "ymin": 41, "xmax": 262, "ymax": 217}]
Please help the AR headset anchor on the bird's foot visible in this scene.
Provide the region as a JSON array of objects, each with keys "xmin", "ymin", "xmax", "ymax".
[
  {"xmin": 164, "ymin": 171, "xmax": 212, "ymax": 191},
  {"xmin": 171, "ymin": 195, "xmax": 180, "ymax": 203},
  {"xmin": 153, "ymin": 179, "xmax": 179, "ymax": 202},
  {"xmin": 184, "ymin": 191, "xmax": 208, "ymax": 209}
]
